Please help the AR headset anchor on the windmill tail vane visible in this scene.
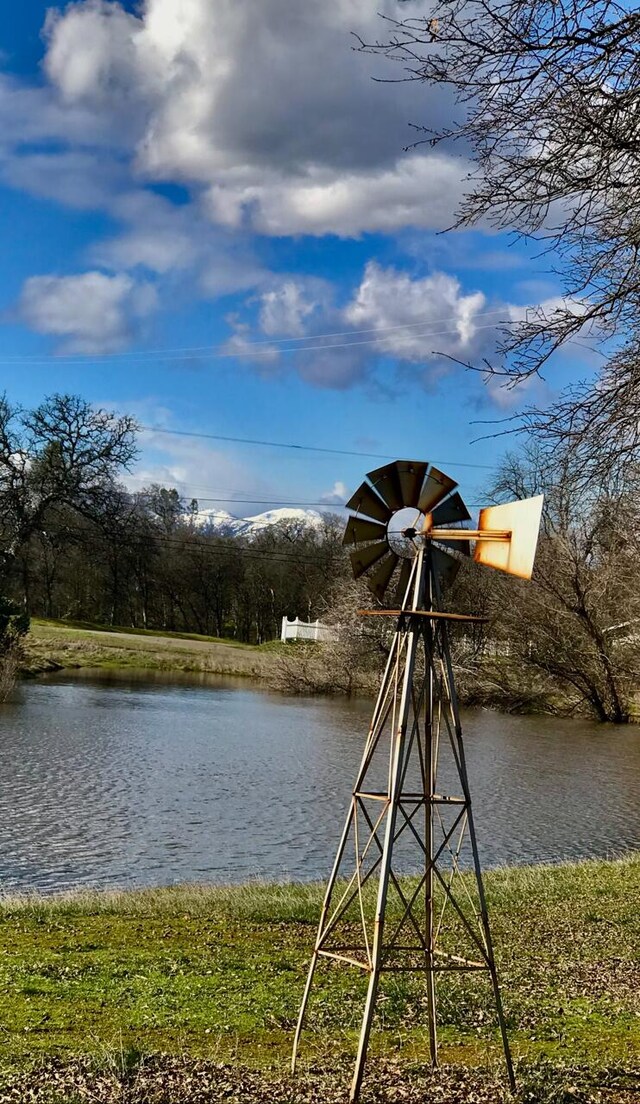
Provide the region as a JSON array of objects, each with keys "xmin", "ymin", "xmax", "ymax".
[{"xmin": 291, "ymin": 459, "xmax": 544, "ymax": 1102}]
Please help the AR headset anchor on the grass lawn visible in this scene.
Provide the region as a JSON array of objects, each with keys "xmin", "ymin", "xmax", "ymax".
[
  {"xmin": 21, "ymin": 620, "xmax": 285, "ymax": 681},
  {"xmin": 0, "ymin": 856, "xmax": 638, "ymax": 1101}
]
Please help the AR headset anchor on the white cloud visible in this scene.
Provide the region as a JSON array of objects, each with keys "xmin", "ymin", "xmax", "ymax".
[
  {"xmin": 1, "ymin": 150, "xmax": 126, "ymax": 210},
  {"xmin": 223, "ymin": 262, "xmax": 502, "ymax": 391},
  {"xmin": 36, "ymin": 0, "xmax": 465, "ymax": 238},
  {"xmin": 130, "ymin": 429, "xmax": 281, "ymax": 516},
  {"xmin": 18, "ymin": 271, "xmax": 157, "ymax": 353},
  {"xmin": 320, "ymin": 480, "xmax": 348, "ymax": 504},
  {"xmin": 258, "ymin": 280, "xmax": 323, "ymax": 336},
  {"xmin": 206, "ymin": 154, "xmax": 468, "ymax": 238},
  {"xmin": 344, "ymin": 262, "xmax": 488, "ymax": 364}
]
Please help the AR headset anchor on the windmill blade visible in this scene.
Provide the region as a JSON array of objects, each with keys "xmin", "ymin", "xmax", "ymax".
[
  {"xmin": 395, "ymin": 460, "xmax": 428, "ymax": 508},
  {"xmin": 342, "ymin": 517, "xmax": 388, "ymax": 547},
  {"xmin": 345, "ymin": 481, "xmax": 392, "ymax": 525},
  {"xmin": 431, "ymin": 491, "xmax": 471, "ymax": 527},
  {"xmin": 418, "ymin": 467, "xmax": 457, "ymax": 514},
  {"xmin": 431, "ymin": 546, "xmax": 461, "ymax": 591},
  {"xmin": 395, "ymin": 558, "xmax": 413, "ymax": 607},
  {"xmin": 366, "ymin": 462, "xmax": 404, "ymax": 512},
  {"xmin": 367, "ymin": 551, "xmax": 400, "ymax": 601},
  {"xmin": 350, "ymin": 540, "xmax": 390, "ymax": 580}
]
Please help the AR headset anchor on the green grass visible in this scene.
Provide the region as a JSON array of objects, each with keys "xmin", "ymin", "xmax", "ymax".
[
  {"xmin": 31, "ymin": 618, "xmax": 256, "ymax": 648},
  {"xmin": 21, "ymin": 621, "xmax": 286, "ymax": 680},
  {"xmin": 0, "ymin": 856, "xmax": 638, "ymax": 1091}
]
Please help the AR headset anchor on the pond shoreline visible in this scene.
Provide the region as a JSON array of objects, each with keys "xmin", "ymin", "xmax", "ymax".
[
  {"xmin": 21, "ymin": 619, "xmax": 281, "ymax": 683},
  {"xmin": 18, "ymin": 619, "xmax": 612, "ymax": 720}
]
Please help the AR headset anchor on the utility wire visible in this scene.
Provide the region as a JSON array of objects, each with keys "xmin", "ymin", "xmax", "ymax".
[
  {"xmin": 132, "ymin": 491, "xmax": 486, "ymax": 514},
  {"xmin": 46, "ymin": 526, "xmax": 337, "ymax": 568},
  {"xmin": 0, "ymin": 307, "xmax": 521, "ymax": 364},
  {"xmin": 0, "ymin": 320, "xmax": 512, "ymax": 366},
  {"xmin": 140, "ymin": 425, "xmax": 496, "ymax": 469}
]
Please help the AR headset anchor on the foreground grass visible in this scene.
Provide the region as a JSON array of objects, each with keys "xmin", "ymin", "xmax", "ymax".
[
  {"xmin": 21, "ymin": 620, "xmax": 285, "ymax": 680},
  {"xmin": 0, "ymin": 856, "xmax": 638, "ymax": 1100}
]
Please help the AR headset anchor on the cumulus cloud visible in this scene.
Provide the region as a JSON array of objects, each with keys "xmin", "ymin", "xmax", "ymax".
[
  {"xmin": 18, "ymin": 271, "xmax": 157, "ymax": 353},
  {"xmin": 1, "ymin": 0, "xmax": 506, "ymax": 371},
  {"xmin": 258, "ymin": 280, "xmax": 325, "ymax": 337},
  {"xmin": 320, "ymin": 480, "xmax": 348, "ymax": 505},
  {"xmin": 344, "ymin": 262, "xmax": 488, "ymax": 365},
  {"xmin": 35, "ymin": 0, "xmax": 465, "ymax": 238},
  {"xmin": 222, "ymin": 263, "xmax": 505, "ymax": 391},
  {"xmin": 206, "ymin": 154, "xmax": 468, "ymax": 238}
]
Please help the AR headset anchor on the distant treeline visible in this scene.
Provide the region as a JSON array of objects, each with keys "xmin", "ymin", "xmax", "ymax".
[
  {"xmin": 0, "ymin": 393, "xmax": 346, "ymax": 643},
  {"xmin": 17, "ymin": 497, "xmax": 346, "ymax": 642}
]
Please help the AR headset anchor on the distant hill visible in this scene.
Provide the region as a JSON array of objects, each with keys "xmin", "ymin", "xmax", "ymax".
[{"xmin": 193, "ymin": 506, "xmax": 327, "ymax": 537}]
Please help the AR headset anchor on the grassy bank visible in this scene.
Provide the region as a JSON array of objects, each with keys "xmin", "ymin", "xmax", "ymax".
[
  {"xmin": 21, "ymin": 619, "xmax": 283, "ymax": 681},
  {"xmin": 0, "ymin": 856, "xmax": 638, "ymax": 1101}
]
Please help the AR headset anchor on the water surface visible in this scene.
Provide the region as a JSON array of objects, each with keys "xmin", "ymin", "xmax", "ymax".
[{"xmin": 0, "ymin": 673, "xmax": 638, "ymax": 893}]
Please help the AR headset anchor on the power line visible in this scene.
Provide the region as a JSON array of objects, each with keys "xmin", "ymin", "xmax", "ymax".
[
  {"xmin": 141, "ymin": 426, "xmax": 496, "ymax": 469},
  {"xmin": 46, "ymin": 525, "xmax": 337, "ymax": 568},
  {"xmin": 0, "ymin": 320, "xmax": 515, "ymax": 366},
  {"xmin": 0, "ymin": 307, "xmax": 521, "ymax": 364},
  {"xmin": 136, "ymin": 494, "xmax": 487, "ymax": 512}
]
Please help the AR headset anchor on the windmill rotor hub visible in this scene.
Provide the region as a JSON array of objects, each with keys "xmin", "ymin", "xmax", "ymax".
[
  {"xmin": 342, "ymin": 458, "xmax": 545, "ymax": 602},
  {"xmin": 343, "ymin": 459, "xmax": 471, "ymax": 603},
  {"xmin": 388, "ymin": 506, "xmax": 426, "ymax": 557}
]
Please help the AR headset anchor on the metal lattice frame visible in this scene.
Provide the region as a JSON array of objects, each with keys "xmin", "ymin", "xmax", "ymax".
[{"xmin": 291, "ymin": 548, "xmax": 515, "ymax": 1102}]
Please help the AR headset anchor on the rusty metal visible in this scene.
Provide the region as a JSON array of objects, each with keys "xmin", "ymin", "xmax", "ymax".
[
  {"xmin": 431, "ymin": 491, "xmax": 471, "ymax": 526},
  {"xmin": 367, "ymin": 461, "xmax": 405, "ymax": 512},
  {"xmin": 292, "ymin": 560, "xmax": 514, "ymax": 1100},
  {"xmin": 395, "ymin": 460, "xmax": 429, "ymax": 508},
  {"xmin": 431, "ymin": 545, "xmax": 461, "ymax": 590},
  {"xmin": 291, "ymin": 461, "xmax": 543, "ymax": 1101},
  {"xmin": 474, "ymin": 495, "xmax": 544, "ymax": 579},
  {"xmin": 429, "ymin": 527, "xmax": 511, "ymax": 542},
  {"xmin": 343, "ymin": 461, "xmax": 472, "ymax": 604}
]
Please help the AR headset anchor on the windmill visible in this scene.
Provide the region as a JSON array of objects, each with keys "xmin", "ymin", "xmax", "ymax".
[{"xmin": 291, "ymin": 459, "xmax": 544, "ymax": 1102}]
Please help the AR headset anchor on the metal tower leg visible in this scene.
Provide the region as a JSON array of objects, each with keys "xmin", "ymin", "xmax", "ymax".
[
  {"xmin": 350, "ymin": 592, "xmax": 422, "ymax": 1103},
  {"xmin": 433, "ymin": 578, "xmax": 516, "ymax": 1092},
  {"xmin": 291, "ymin": 619, "xmax": 409, "ymax": 1075},
  {"xmin": 424, "ymin": 615, "xmax": 438, "ymax": 1067}
]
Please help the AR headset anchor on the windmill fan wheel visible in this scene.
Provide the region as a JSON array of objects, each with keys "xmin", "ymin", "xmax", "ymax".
[{"xmin": 342, "ymin": 459, "xmax": 472, "ymax": 603}]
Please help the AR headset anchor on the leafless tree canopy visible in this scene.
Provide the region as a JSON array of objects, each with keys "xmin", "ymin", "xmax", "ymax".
[
  {"xmin": 484, "ymin": 441, "xmax": 640, "ymax": 722},
  {"xmin": 365, "ymin": 2, "xmax": 640, "ymax": 470}
]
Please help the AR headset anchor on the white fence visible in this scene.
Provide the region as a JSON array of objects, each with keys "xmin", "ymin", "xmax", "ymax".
[{"xmin": 281, "ymin": 616, "xmax": 337, "ymax": 643}]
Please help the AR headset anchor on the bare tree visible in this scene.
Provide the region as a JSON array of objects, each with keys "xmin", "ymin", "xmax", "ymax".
[
  {"xmin": 483, "ymin": 444, "xmax": 640, "ymax": 722},
  {"xmin": 365, "ymin": 2, "xmax": 640, "ymax": 468},
  {"xmin": 0, "ymin": 597, "xmax": 29, "ymax": 702},
  {"xmin": 0, "ymin": 393, "xmax": 138, "ymax": 604}
]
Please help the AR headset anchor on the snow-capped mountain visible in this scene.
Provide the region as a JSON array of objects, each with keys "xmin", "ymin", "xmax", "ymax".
[{"xmin": 193, "ymin": 507, "xmax": 326, "ymax": 537}]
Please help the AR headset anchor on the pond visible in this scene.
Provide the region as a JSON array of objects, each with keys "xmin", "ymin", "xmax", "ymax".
[{"xmin": 0, "ymin": 672, "xmax": 639, "ymax": 893}]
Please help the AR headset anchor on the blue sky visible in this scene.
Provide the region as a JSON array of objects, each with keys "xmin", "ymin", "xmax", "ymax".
[{"xmin": 0, "ymin": 0, "xmax": 592, "ymax": 517}]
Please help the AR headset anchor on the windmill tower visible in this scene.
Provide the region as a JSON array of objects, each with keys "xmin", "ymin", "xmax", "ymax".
[{"xmin": 291, "ymin": 459, "xmax": 544, "ymax": 1102}]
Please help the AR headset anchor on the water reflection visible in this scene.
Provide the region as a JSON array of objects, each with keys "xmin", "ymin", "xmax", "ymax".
[{"xmin": 0, "ymin": 675, "xmax": 638, "ymax": 893}]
